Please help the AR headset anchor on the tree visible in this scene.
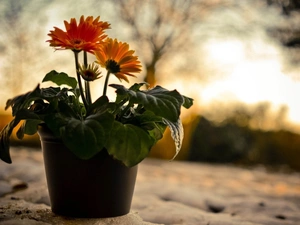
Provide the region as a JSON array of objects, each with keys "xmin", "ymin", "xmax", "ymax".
[
  {"xmin": 111, "ymin": 0, "xmax": 225, "ymax": 87},
  {"xmin": 264, "ymin": 0, "xmax": 300, "ymax": 67},
  {"xmin": 267, "ymin": 0, "xmax": 300, "ymax": 15}
]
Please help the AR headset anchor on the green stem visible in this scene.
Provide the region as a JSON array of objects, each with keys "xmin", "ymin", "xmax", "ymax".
[
  {"xmin": 83, "ymin": 52, "xmax": 92, "ymax": 105},
  {"xmin": 103, "ymin": 70, "xmax": 111, "ymax": 96},
  {"xmin": 74, "ymin": 51, "xmax": 88, "ymax": 110}
]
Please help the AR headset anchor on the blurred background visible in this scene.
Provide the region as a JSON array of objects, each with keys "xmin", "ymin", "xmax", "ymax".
[{"xmin": 1, "ymin": 0, "xmax": 300, "ymax": 171}]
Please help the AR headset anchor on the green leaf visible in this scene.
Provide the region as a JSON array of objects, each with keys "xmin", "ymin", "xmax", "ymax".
[
  {"xmin": 46, "ymin": 112, "xmax": 114, "ymax": 160},
  {"xmin": 5, "ymin": 85, "xmax": 41, "ymax": 116},
  {"xmin": 42, "ymin": 70, "xmax": 77, "ymax": 89},
  {"xmin": 13, "ymin": 109, "xmax": 42, "ymax": 139},
  {"xmin": 40, "ymin": 86, "xmax": 62, "ymax": 98},
  {"xmin": 105, "ymin": 121, "xmax": 156, "ymax": 167},
  {"xmin": 15, "ymin": 108, "xmax": 41, "ymax": 120},
  {"xmin": 87, "ymin": 95, "xmax": 110, "ymax": 115},
  {"xmin": 129, "ymin": 82, "xmax": 147, "ymax": 91},
  {"xmin": 127, "ymin": 110, "xmax": 167, "ymax": 141},
  {"xmin": 163, "ymin": 118, "xmax": 184, "ymax": 160},
  {"xmin": 17, "ymin": 119, "xmax": 42, "ymax": 139},
  {"xmin": 44, "ymin": 113, "xmax": 69, "ymax": 137},
  {"xmin": 147, "ymin": 122, "xmax": 166, "ymax": 142},
  {"xmin": 24, "ymin": 120, "xmax": 41, "ymax": 135},
  {"xmin": 0, "ymin": 119, "xmax": 21, "ymax": 163},
  {"xmin": 5, "ymin": 86, "xmax": 64, "ymax": 115},
  {"xmin": 57, "ymin": 101, "xmax": 81, "ymax": 119},
  {"xmin": 182, "ymin": 95, "xmax": 194, "ymax": 109},
  {"xmin": 110, "ymin": 84, "xmax": 184, "ymax": 122}
]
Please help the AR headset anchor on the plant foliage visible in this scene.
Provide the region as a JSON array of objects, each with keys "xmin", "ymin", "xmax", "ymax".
[{"xmin": 0, "ymin": 71, "xmax": 193, "ymax": 167}]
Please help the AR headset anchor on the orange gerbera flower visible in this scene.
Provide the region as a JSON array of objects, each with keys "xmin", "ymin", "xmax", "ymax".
[
  {"xmin": 47, "ymin": 15, "xmax": 110, "ymax": 53},
  {"xmin": 95, "ymin": 38, "xmax": 142, "ymax": 82}
]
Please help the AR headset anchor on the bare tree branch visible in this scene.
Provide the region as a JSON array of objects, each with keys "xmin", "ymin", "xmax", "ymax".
[{"xmin": 112, "ymin": 0, "xmax": 227, "ymax": 87}]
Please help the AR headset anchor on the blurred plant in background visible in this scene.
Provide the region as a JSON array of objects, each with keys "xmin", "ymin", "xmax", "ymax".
[{"xmin": 190, "ymin": 102, "xmax": 300, "ymax": 171}]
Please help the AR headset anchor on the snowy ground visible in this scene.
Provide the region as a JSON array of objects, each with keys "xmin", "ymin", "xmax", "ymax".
[{"xmin": 0, "ymin": 147, "xmax": 299, "ymax": 225}]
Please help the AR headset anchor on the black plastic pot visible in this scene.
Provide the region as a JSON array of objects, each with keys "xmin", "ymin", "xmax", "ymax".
[{"xmin": 38, "ymin": 125, "xmax": 138, "ymax": 218}]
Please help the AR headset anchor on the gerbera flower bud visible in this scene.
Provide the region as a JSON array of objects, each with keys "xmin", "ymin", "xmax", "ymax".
[{"xmin": 78, "ymin": 63, "xmax": 102, "ymax": 81}]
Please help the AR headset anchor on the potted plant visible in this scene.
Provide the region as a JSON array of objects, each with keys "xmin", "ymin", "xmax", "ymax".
[{"xmin": 0, "ymin": 15, "xmax": 193, "ymax": 218}]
